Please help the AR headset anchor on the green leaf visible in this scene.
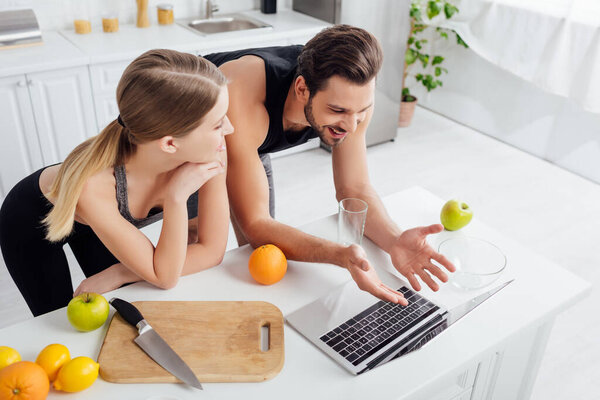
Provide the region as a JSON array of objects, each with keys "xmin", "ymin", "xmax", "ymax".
[
  {"xmin": 432, "ymin": 55, "xmax": 444, "ymax": 65},
  {"xmin": 405, "ymin": 48, "xmax": 418, "ymax": 65},
  {"xmin": 427, "ymin": 1, "xmax": 441, "ymax": 19},
  {"xmin": 420, "ymin": 74, "xmax": 442, "ymax": 92},
  {"xmin": 444, "ymin": 3, "xmax": 458, "ymax": 19},
  {"xmin": 456, "ymin": 33, "xmax": 469, "ymax": 48},
  {"xmin": 410, "ymin": 6, "xmax": 422, "ymax": 22},
  {"xmin": 435, "ymin": 67, "xmax": 442, "ymax": 76},
  {"xmin": 415, "ymin": 73, "xmax": 424, "ymax": 81},
  {"xmin": 402, "ymin": 87, "xmax": 410, "ymax": 97},
  {"xmin": 408, "ymin": 37, "xmax": 415, "ymax": 45},
  {"xmin": 413, "ymin": 24, "xmax": 427, "ymax": 34},
  {"xmin": 419, "ymin": 53, "xmax": 429, "ymax": 68},
  {"xmin": 415, "ymin": 41, "xmax": 422, "ymax": 50},
  {"xmin": 439, "ymin": 31, "xmax": 448, "ymax": 39}
]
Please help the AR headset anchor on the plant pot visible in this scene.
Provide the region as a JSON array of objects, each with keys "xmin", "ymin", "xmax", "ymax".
[{"xmin": 398, "ymin": 97, "xmax": 418, "ymax": 127}]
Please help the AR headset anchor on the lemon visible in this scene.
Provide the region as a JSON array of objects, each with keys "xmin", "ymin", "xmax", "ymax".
[
  {"xmin": 0, "ymin": 346, "xmax": 21, "ymax": 370},
  {"xmin": 53, "ymin": 356, "xmax": 99, "ymax": 392},
  {"xmin": 35, "ymin": 343, "xmax": 71, "ymax": 381}
]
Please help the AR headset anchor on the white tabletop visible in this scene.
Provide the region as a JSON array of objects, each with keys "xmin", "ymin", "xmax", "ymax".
[{"xmin": 0, "ymin": 187, "xmax": 590, "ymax": 399}]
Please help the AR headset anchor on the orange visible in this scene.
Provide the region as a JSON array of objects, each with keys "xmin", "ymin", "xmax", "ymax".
[
  {"xmin": 0, "ymin": 361, "xmax": 50, "ymax": 400},
  {"xmin": 248, "ymin": 244, "xmax": 287, "ymax": 285},
  {"xmin": 35, "ymin": 343, "xmax": 70, "ymax": 381}
]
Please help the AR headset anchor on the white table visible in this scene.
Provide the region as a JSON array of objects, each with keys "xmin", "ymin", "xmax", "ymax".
[{"xmin": 0, "ymin": 187, "xmax": 590, "ymax": 399}]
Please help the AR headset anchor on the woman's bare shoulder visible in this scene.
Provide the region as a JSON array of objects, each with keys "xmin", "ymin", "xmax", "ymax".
[{"xmin": 80, "ymin": 167, "xmax": 117, "ymax": 201}]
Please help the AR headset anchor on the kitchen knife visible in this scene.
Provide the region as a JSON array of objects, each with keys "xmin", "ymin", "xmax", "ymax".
[{"xmin": 109, "ymin": 298, "xmax": 203, "ymax": 390}]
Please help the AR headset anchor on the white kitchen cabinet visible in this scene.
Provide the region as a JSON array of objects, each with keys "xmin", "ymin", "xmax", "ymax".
[
  {"xmin": 0, "ymin": 75, "xmax": 45, "ymax": 202},
  {"xmin": 0, "ymin": 67, "xmax": 98, "ymax": 204},
  {"xmin": 27, "ymin": 66, "xmax": 98, "ymax": 165},
  {"xmin": 89, "ymin": 61, "xmax": 130, "ymax": 129}
]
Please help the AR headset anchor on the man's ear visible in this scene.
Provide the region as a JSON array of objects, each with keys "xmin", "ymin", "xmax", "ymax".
[
  {"xmin": 294, "ymin": 75, "xmax": 311, "ymax": 104},
  {"xmin": 158, "ymin": 136, "xmax": 177, "ymax": 154}
]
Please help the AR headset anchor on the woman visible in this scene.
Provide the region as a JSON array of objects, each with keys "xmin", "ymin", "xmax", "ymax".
[{"xmin": 0, "ymin": 49, "xmax": 233, "ymax": 317}]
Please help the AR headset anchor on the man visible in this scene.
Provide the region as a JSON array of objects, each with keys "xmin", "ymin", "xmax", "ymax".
[{"xmin": 204, "ymin": 25, "xmax": 455, "ymax": 304}]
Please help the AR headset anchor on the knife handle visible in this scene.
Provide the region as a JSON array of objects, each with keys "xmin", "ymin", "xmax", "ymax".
[{"xmin": 109, "ymin": 298, "xmax": 144, "ymax": 327}]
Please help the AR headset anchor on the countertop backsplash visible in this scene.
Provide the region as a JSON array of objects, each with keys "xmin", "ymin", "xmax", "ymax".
[{"xmin": 0, "ymin": 0, "xmax": 292, "ymax": 31}]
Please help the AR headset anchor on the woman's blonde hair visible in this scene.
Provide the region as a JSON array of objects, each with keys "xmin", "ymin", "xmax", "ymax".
[{"xmin": 43, "ymin": 49, "xmax": 227, "ymax": 241}]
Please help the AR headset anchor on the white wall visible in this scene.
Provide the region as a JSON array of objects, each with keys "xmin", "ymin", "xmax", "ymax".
[
  {"xmin": 410, "ymin": 37, "xmax": 600, "ymax": 185},
  {"xmin": 0, "ymin": 0, "xmax": 293, "ymax": 31}
]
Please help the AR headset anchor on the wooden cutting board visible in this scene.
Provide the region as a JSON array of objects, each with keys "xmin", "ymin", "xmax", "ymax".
[{"xmin": 97, "ymin": 301, "xmax": 284, "ymax": 383}]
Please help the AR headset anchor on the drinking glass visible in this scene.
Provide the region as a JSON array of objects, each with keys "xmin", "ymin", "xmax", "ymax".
[{"xmin": 338, "ymin": 198, "xmax": 368, "ymax": 246}]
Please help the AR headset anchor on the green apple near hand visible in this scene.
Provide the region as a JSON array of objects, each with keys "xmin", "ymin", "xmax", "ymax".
[
  {"xmin": 67, "ymin": 293, "xmax": 109, "ymax": 332},
  {"xmin": 440, "ymin": 199, "xmax": 473, "ymax": 231}
]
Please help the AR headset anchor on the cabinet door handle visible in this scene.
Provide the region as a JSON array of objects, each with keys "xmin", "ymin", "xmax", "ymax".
[
  {"xmin": 17, "ymin": 80, "xmax": 27, "ymax": 87},
  {"xmin": 27, "ymin": 79, "xmax": 36, "ymax": 86}
]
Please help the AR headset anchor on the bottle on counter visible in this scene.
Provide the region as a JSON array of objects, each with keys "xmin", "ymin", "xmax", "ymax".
[
  {"xmin": 260, "ymin": 0, "xmax": 277, "ymax": 14},
  {"xmin": 72, "ymin": 0, "xmax": 91, "ymax": 34},
  {"xmin": 136, "ymin": 0, "xmax": 150, "ymax": 28},
  {"xmin": 157, "ymin": 4, "xmax": 174, "ymax": 25}
]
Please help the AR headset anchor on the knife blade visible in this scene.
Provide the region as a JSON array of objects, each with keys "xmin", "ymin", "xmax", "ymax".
[{"xmin": 109, "ymin": 298, "xmax": 203, "ymax": 390}]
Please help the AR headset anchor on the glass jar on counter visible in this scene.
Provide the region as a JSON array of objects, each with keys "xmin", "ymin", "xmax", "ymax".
[
  {"xmin": 102, "ymin": 14, "xmax": 119, "ymax": 33},
  {"xmin": 157, "ymin": 4, "xmax": 174, "ymax": 25},
  {"xmin": 101, "ymin": 0, "xmax": 120, "ymax": 33},
  {"xmin": 72, "ymin": 0, "xmax": 91, "ymax": 34}
]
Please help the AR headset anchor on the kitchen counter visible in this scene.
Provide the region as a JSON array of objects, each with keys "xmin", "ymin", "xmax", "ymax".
[
  {"xmin": 0, "ymin": 31, "xmax": 88, "ymax": 77},
  {"xmin": 0, "ymin": 187, "xmax": 589, "ymax": 399},
  {"xmin": 0, "ymin": 9, "xmax": 328, "ymax": 78},
  {"xmin": 60, "ymin": 9, "xmax": 328, "ymax": 64}
]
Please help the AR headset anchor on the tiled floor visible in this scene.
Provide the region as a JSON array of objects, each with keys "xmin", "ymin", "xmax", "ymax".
[{"xmin": 1, "ymin": 106, "xmax": 598, "ymax": 398}]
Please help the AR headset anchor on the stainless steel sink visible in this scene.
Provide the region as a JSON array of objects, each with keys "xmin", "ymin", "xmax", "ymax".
[{"xmin": 178, "ymin": 14, "xmax": 271, "ymax": 35}]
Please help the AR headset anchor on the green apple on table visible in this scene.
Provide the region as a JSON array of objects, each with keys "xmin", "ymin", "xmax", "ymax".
[
  {"xmin": 440, "ymin": 199, "xmax": 473, "ymax": 231},
  {"xmin": 67, "ymin": 293, "xmax": 109, "ymax": 332}
]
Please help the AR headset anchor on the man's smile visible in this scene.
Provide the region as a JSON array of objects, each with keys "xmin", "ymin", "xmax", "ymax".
[{"xmin": 327, "ymin": 126, "xmax": 347, "ymax": 139}]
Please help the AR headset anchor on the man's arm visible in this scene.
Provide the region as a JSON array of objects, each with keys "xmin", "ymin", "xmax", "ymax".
[
  {"xmin": 332, "ymin": 110, "xmax": 455, "ymax": 291},
  {"xmin": 221, "ymin": 58, "xmax": 345, "ymax": 265},
  {"xmin": 331, "ymin": 109, "xmax": 402, "ymax": 253},
  {"xmin": 218, "ymin": 57, "xmax": 406, "ymax": 303}
]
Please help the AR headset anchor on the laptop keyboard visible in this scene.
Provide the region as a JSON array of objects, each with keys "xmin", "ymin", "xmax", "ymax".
[{"xmin": 319, "ymin": 287, "xmax": 439, "ymax": 366}]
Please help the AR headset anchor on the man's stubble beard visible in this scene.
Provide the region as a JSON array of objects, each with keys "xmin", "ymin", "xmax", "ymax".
[{"xmin": 304, "ymin": 97, "xmax": 343, "ymax": 148}]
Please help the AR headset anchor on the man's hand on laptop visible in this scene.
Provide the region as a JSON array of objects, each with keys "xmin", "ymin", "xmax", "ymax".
[
  {"xmin": 341, "ymin": 244, "xmax": 409, "ymax": 306},
  {"xmin": 389, "ymin": 223, "xmax": 456, "ymax": 292}
]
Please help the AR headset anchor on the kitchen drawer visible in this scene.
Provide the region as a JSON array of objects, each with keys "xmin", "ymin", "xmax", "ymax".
[{"xmin": 404, "ymin": 361, "xmax": 478, "ymax": 400}]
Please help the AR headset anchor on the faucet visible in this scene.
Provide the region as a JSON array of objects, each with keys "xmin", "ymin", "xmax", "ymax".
[{"xmin": 206, "ymin": 0, "xmax": 219, "ymax": 19}]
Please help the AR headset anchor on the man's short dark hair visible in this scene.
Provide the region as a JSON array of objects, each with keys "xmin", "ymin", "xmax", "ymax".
[{"xmin": 297, "ymin": 24, "xmax": 383, "ymax": 96}]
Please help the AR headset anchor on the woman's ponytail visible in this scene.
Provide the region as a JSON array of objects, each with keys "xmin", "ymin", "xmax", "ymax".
[{"xmin": 42, "ymin": 120, "xmax": 132, "ymax": 241}]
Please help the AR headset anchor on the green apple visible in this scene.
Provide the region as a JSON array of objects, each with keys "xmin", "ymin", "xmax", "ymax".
[
  {"xmin": 440, "ymin": 199, "xmax": 473, "ymax": 231},
  {"xmin": 67, "ymin": 293, "xmax": 109, "ymax": 332}
]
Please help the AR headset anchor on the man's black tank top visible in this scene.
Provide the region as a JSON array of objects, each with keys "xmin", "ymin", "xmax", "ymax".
[{"xmin": 203, "ymin": 45, "xmax": 318, "ymax": 154}]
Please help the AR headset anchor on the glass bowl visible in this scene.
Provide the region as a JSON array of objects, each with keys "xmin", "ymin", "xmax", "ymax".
[{"xmin": 438, "ymin": 236, "xmax": 507, "ymax": 290}]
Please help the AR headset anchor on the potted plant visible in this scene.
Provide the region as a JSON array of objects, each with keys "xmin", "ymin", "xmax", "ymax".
[{"xmin": 399, "ymin": 0, "xmax": 468, "ymax": 127}]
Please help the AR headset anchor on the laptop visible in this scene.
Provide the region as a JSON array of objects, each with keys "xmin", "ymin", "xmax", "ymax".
[{"xmin": 286, "ymin": 268, "xmax": 511, "ymax": 375}]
